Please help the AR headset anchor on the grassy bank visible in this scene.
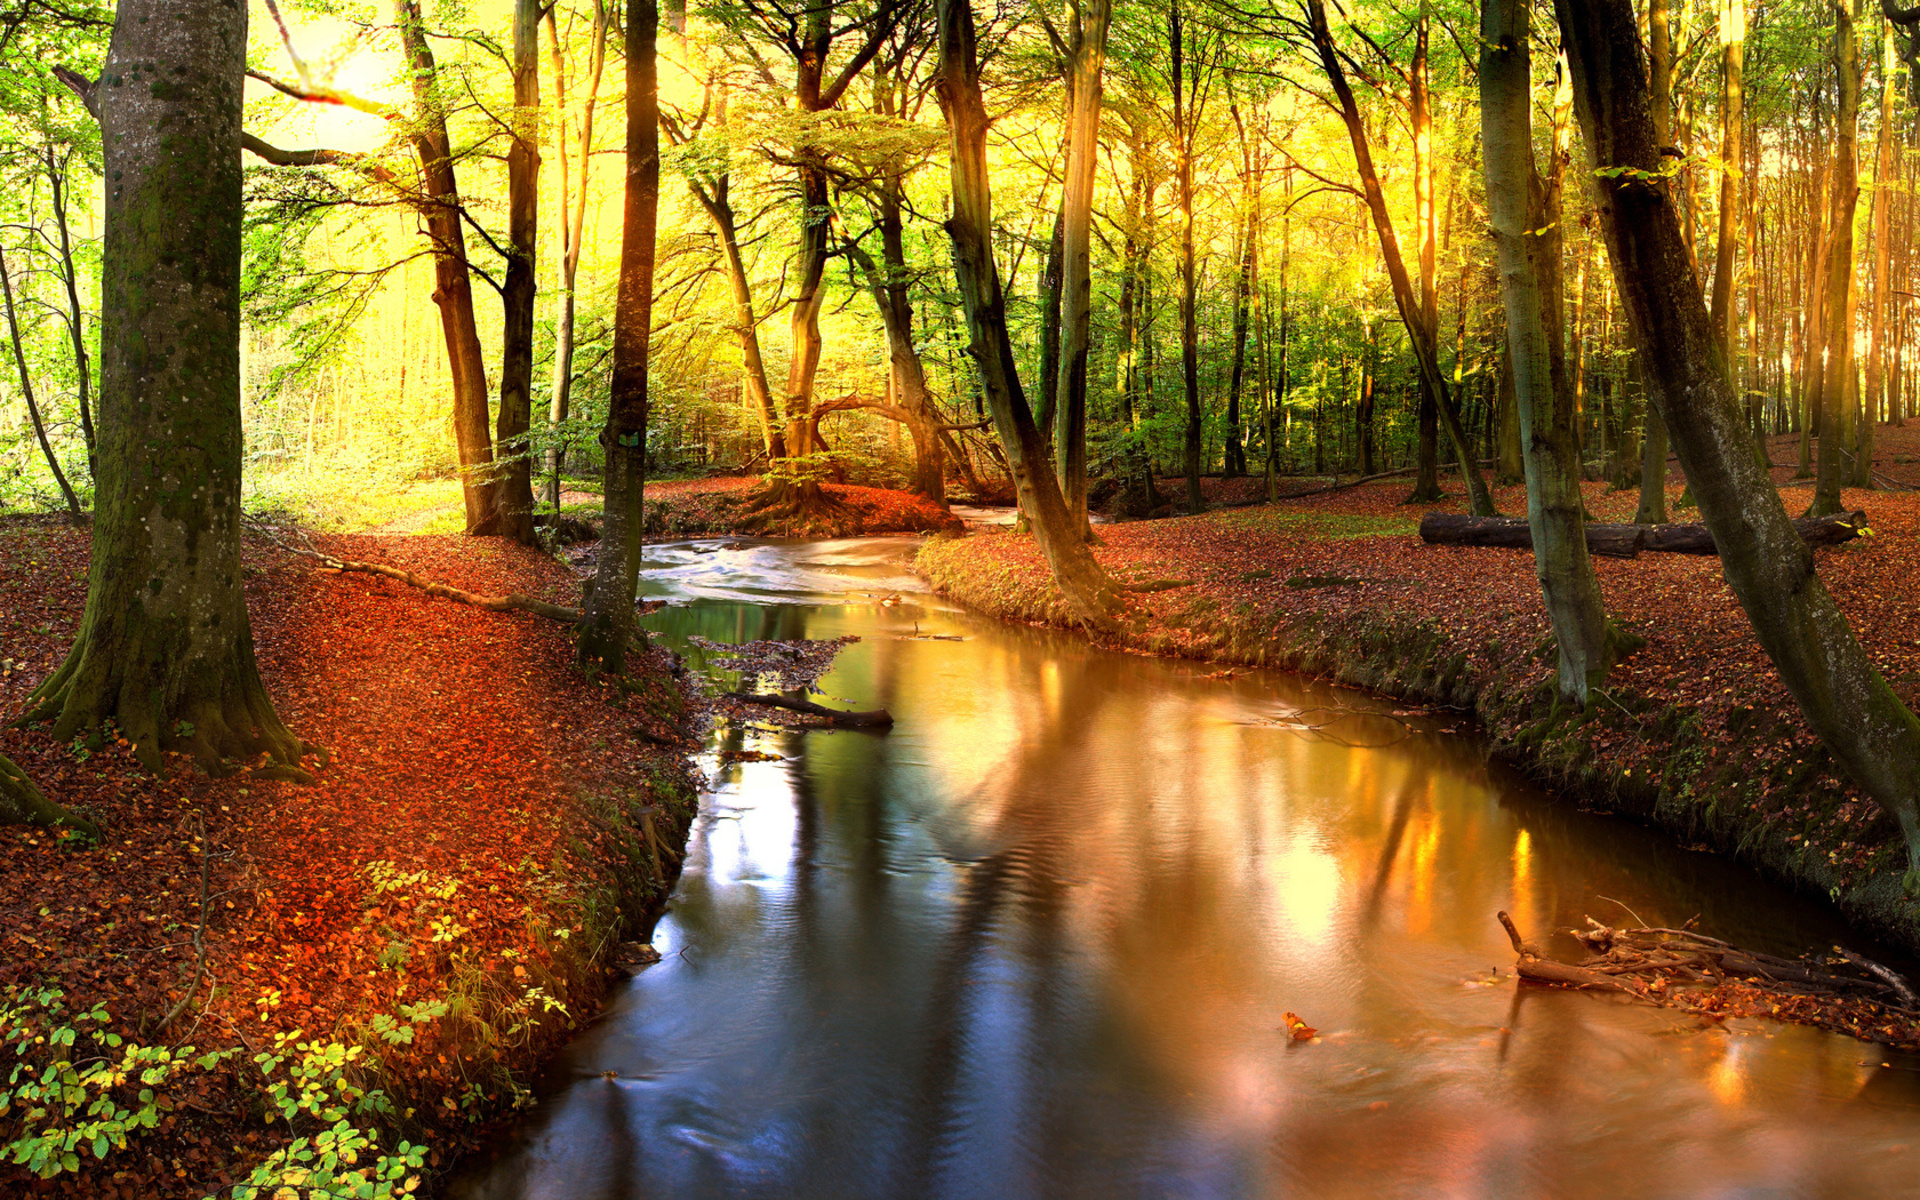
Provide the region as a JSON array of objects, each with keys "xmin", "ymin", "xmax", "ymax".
[
  {"xmin": 0, "ymin": 520, "xmax": 699, "ymax": 1197},
  {"xmin": 919, "ymin": 461, "xmax": 1920, "ymax": 957}
]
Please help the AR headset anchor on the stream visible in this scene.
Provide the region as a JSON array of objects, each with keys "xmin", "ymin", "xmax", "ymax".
[{"xmin": 452, "ymin": 534, "xmax": 1920, "ymax": 1200}]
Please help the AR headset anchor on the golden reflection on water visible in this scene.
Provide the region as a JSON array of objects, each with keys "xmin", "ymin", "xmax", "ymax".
[{"xmin": 454, "ymin": 544, "xmax": 1920, "ymax": 1200}]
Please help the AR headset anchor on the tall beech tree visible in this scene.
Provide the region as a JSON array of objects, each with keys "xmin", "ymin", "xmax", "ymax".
[
  {"xmin": 1813, "ymin": 0, "xmax": 1864, "ymax": 516},
  {"xmin": 493, "ymin": 0, "xmax": 543, "ymax": 544},
  {"xmin": 19, "ymin": 0, "xmax": 312, "ymax": 784},
  {"xmin": 1558, "ymin": 0, "xmax": 1920, "ymax": 880},
  {"xmin": 544, "ymin": 0, "xmax": 610, "ymax": 508},
  {"xmin": 1480, "ymin": 0, "xmax": 1631, "ymax": 705},
  {"xmin": 1047, "ymin": 0, "xmax": 1113, "ymax": 532},
  {"xmin": 934, "ymin": 0, "xmax": 1122, "ymax": 628},
  {"xmin": 579, "ymin": 0, "xmax": 660, "ymax": 672}
]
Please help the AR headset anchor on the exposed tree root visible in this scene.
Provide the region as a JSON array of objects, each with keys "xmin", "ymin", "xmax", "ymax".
[
  {"xmin": 733, "ymin": 476, "xmax": 851, "ymax": 535},
  {"xmin": 249, "ymin": 518, "xmax": 582, "ymax": 625},
  {"xmin": 0, "ymin": 752, "xmax": 101, "ymax": 839},
  {"xmin": 1499, "ymin": 909, "xmax": 1920, "ymax": 1046}
]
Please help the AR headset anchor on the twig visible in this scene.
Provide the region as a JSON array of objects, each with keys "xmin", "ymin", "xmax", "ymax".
[
  {"xmin": 1596, "ymin": 895, "xmax": 1649, "ymax": 928},
  {"xmin": 152, "ymin": 816, "xmax": 212, "ymax": 1038}
]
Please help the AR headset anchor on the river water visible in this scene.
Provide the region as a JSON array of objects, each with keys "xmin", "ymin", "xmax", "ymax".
[{"xmin": 453, "ymin": 535, "xmax": 1920, "ymax": 1200}]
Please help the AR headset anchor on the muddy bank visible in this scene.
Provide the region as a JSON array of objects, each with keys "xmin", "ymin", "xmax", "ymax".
[{"xmin": 916, "ymin": 479, "xmax": 1920, "ymax": 958}]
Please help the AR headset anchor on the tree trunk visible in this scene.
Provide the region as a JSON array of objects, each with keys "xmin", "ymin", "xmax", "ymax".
[
  {"xmin": 1814, "ymin": 0, "xmax": 1863, "ymax": 516},
  {"xmin": 1485, "ymin": 0, "xmax": 1637, "ymax": 703},
  {"xmin": 1035, "ymin": 201, "xmax": 1065, "ymax": 446},
  {"xmin": 0, "ymin": 245, "xmax": 82, "ymax": 520},
  {"xmin": 1053, "ymin": 0, "xmax": 1112, "ymax": 530},
  {"xmin": 543, "ymin": 0, "xmax": 608, "ymax": 509},
  {"xmin": 395, "ymin": 0, "xmax": 499, "ymax": 534},
  {"xmin": 1172, "ymin": 0, "xmax": 1205, "ymax": 514},
  {"xmin": 1558, "ymin": 0, "xmax": 1920, "ymax": 880},
  {"xmin": 45, "ymin": 148, "xmax": 96, "ymax": 480},
  {"xmin": 493, "ymin": 0, "xmax": 541, "ymax": 544},
  {"xmin": 935, "ymin": 0, "xmax": 1122, "ymax": 629},
  {"xmin": 1307, "ymin": 0, "xmax": 1494, "ymax": 516},
  {"xmin": 1866, "ymin": 16, "xmax": 1896, "ymax": 439},
  {"xmin": 1224, "ymin": 194, "xmax": 1253, "ymax": 478},
  {"xmin": 22, "ymin": 0, "xmax": 310, "ymax": 780},
  {"xmin": 578, "ymin": 0, "xmax": 658, "ymax": 672}
]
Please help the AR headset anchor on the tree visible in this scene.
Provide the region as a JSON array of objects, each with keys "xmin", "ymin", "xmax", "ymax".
[
  {"xmin": 578, "ymin": 0, "xmax": 661, "ymax": 672},
  {"xmin": 1046, "ymin": 0, "xmax": 1113, "ymax": 531},
  {"xmin": 1812, "ymin": 0, "xmax": 1864, "ymax": 516},
  {"xmin": 1557, "ymin": 0, "xmax": 1920, "ymax": 880},
  {"xmin": 0, "ymin": 242, "xmax": 81, "ymax": 520},
  {"xmin": 491, "ymin": 0, "xmax": 545, "ymax": 544},
  {"xmin": 1303, "ymin": 0, "xmax": 1495, "ymax": 517},
  {"xmin": 934, "ymin": 0, "xmax": 1123, "ymax": 628},
  {"xmin": 20, "ymin": 0, "xmax": 312, "ymax": 783},
  {"xmin": 1479, "ymin": 0, "xmax": 1633, "ymax": 704}
]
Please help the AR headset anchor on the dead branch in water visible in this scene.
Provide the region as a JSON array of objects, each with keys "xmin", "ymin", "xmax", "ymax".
[
  {"xmin": 721, "ymin": 691, "xmax": 894, "ymax": 728},
  {"xmin": 1498, "ymin": 909, "xmax": 1920, "ymax": 1046}
]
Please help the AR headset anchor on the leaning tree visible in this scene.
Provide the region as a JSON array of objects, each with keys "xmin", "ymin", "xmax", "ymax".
[{"xmin": 13, "ymin": 0, "xmax": 314, "ymax": 786}]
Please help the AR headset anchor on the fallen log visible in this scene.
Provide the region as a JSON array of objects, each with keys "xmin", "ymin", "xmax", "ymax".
[
  {"xmin": 1421, "ymin": 510, "xmax": 1867, "ymax": 558},
  {"xmin": 721, "ymin": 691, "xmax": 894, "ymax": 728},
  {"xmin": 1419, "ymin": 514, "xmax": 1648, "ymax": 558}
]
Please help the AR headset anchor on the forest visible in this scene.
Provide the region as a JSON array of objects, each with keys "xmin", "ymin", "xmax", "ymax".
[{"xmin": 9, "ymin": 0, "xmax": 1920, "ymax": 1195}]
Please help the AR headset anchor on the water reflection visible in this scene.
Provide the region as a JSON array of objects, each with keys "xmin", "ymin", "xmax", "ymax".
[{"xmin": 454, "ymin": 538, "xmax": 1920, "ymax": 1200}]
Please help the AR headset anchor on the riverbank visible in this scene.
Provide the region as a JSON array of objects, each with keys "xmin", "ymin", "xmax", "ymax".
[
  {"xmin": 918, "ymin": 463, "xmax": 1920, "ymax": 957},
  {"xmin": 643, "ymin": 477, "xmax": 962, "ymax": 539},
  {"xmin": 0, "ymin": 518, "xmax": 698, "ymax": 1197}
]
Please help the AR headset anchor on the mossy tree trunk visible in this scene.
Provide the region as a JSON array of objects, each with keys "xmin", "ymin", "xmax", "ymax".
[
  {"xmin": 1482, "ymin": 0, "xmax": 1634, "ymax": 705},
  {"xmin": 935, "ymin": 0, "xmax": 1123, "ymax": 630},
  {"xmin": 1559, "ymin": 0, "xmax": 1920, "ymax": 879},
  {"xmin": 0, "ymin": 754, "xmax": 99, "ymax": 839},
  {"xmin": 21, "ymin": 0, "xmax": 310, "ymax": 780},
  {"xmin": 579, "ymin": 0, "xmax": 658, "ymax": 673}
]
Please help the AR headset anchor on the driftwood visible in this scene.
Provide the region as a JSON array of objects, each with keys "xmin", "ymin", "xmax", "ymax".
[
  {"xmin": 722, "ymin": 691, "xmax": 894, "ymax": 728},
  {"xmin": 1422, "ymin": 510, "xmax": 1867, "ymax": 558},
  {"xmin": 1498, "ymin": 910, "xmax": 1920, "ymax": 1043}
]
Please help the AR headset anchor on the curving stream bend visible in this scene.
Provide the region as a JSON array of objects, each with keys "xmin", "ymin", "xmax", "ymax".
[{"xmin": 452, "ymin": 534, "xmax": 1920, "ymax": 1200}]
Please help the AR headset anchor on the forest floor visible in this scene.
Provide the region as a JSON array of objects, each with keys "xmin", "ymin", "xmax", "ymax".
[
  {"xmin": 920, "ymin": 423, "xmax": 1920, "ymax": 959},
  {"xmin": 0, "ymin": 521, "xmax": 700, "ymax": 1198}
]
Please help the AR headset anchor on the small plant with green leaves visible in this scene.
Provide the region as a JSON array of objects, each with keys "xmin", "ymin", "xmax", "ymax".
[{"xmin": 0, "ymin": 986, "xmax": 230, "ymax": 1180}]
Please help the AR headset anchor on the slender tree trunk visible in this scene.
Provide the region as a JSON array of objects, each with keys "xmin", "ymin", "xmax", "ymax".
[
  {"xmin": 1035, "ymin": 201, "xmax": 1065, "ymax": 447},
  {"xmin": 394, "ymin": 0, "xmax": 498, "ymax": 534},
  {"xmin": 579, "ymin": 0, "xmax": 658, "ymax": 672},
  {"xmin": 1866, "ymin": 16, "xmax": 1897, "ymax": 439},
  {"xmin": 1814, "ymin": 0, "xmax": 1863, "ymax": 516},
  {"xmin": 1172, "ymin": 0, "xmax": 1205, "ymax": 513},
  {"xmin": 1558, "ymin": 0, "xmax": 1920, "ymax": 879},
  {"xmin": 0, "ymin": 245, "xmax": 82, "ymax": 519},
  {"xmin": 1053, "ymin": 0, "xmax": 1112, "ymax": 530},
  {"xmin": 24, "ymin": 0, "xmax": 308, "ymax": 783},
  {"xmin": 1484, "ymin": 0, "xmax": 1628, "ymax": 703},
  {"xmin": 543, "ymin": 0, "xmax": 608, "ymax": 508},
  {"xmin": 935, "ymin": 0, "xmax": 1122, "ymax": 627},
  {"xmin": 493, "ymin": 0, "xmax": 541, "ymax": 544},
  {"xmin": 1307, "ymin": 0, "xmax": 1494, "ymax": 515},
  {"xmin": 44, "ymin": 149, "xmax": 95, "ymax": 480},
  {"xmin": 1225, "ymin": 197, "xmax": 1254, "ymax": 478}
]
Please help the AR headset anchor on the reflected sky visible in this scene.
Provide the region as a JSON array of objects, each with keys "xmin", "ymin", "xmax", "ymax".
[{"xmin": 453, "ymin": 537, "xmax": 1920, "ymax": 1200}]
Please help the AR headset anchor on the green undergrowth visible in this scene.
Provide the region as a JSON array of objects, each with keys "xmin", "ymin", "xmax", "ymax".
[{"xmin": 917, "ymin": 534, "xmax": 1920, "ymax": 954}]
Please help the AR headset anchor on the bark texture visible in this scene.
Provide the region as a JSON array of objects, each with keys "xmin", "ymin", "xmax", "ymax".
[
  {"xmin": 579, "ymin": 0, "xmax": 658, "ymax": 672},
  {"xmin": 935, "ymin": 0, "xmax": 1122, "ymax": 628},
  {"xmin": 1558, "ymin": 0, "xmax": 1920, "ymax": 879},
  {"xmin": 23, "ymin": 0, "xmax": 310, "ymax": 779}
]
